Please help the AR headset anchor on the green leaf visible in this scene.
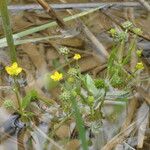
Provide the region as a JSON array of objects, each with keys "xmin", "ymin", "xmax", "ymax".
[
  {"xmin": 21, "ymin": 90, "xmax": 38, "ymax": 110},
  {"xmin": 52, "ymin": 58, "xmax": 61, "ymax": 69},
  {"xmin": 44, "ymin": 73, "xmax": 59, "ymax": 90},
  {"xmin": 85, "ymin": 74, "xmax": 98, "ymax": 96},
  {"xmin": 70, "ymin": 96, "xmax": 88, "ymax": 150}
]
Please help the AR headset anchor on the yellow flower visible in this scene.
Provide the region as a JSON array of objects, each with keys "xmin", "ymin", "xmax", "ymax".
[
  {"xmin": 5, "ymin": 62, "xmax": 22, "ymax": 76},
  {"xmin": 50, "ymin": 71, "xmax": 63, "ymax": 81},
  {"xmin": 135, "ymin": 62, "xmax": 144, "ymax": 70},
  {"xmin": 73, "ymin": 54, "xmax": 81, "ymax": 60}
]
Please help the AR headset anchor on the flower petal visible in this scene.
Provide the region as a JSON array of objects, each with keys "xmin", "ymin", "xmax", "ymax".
[
  {"xmin": 12, "ymin": 62, "xmax": 18, "ymax": 69},
  {"xmin": 15, "ymin": 67, "xmax": 22, "ymax": 75},
  {"xmin": 5, "ymin": 66, "xmax": 13, "ymax": 75}
]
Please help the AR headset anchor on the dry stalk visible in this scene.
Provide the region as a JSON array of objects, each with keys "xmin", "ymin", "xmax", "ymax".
[
  {"xmin": 136, "ymin": 86, "xmax": 150, "ymax": 105},
  {"xmin": 8, "ymin": 2, "xmax": 142, "ymax": 11},
  {"xmin": 36, "ymin": 0, "xmax": 67, "ymax": 30},
  {"xmin": 101, "ymin": 109, "xmax": 149, "ymax": 150},
  {"xmin": 121, "ymin": 96, "xmax": 138, "ymax": 131},
  {"xmin": 136, "ymin": 102, "xmax": 149, "ymax": 148},
  {"xmin": 138, "ymin": 0, "xmax": 150, "ymax": 11}
]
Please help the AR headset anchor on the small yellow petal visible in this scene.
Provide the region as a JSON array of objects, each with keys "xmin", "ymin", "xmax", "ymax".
[
  {"xmin": 15, "ymin": 67, "xmax": 22, "ymax": 75},
  {"xmin": 50, "ymin": 71, "xmax": 63, "ymax": 81},
  {"xmin": 5, "ymin": 66, "xmax": 13, "ymax": 75},
  {"xmin": 73, "ymin": 54, "xmax": 81, "ymax": 60},
  {"xmin": 59, "ymin": 73, "xmax": 63, "ymax": 79},
  {"xmin": 135, "ymin": 62, "xmax": 144, "ymax": 70},
  {"xmin": 12, "ymin": 62, "xmax": 18, "ymax": 69},
  {"xmin": 50, "ymin": 74, "xmax": 55, "ymax": 80},
  {"xmin": 5, "ymin": 62, "xmax": 22, "ymax": 76}
]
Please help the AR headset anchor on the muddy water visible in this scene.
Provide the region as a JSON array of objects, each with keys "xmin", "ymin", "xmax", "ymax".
[{"xmin": 0, "ymin": 0, "xmax": 150, "ymax": 150}]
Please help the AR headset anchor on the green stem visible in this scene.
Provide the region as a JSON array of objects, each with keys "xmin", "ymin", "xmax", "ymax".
[
  {"xmin": 71, "ymin": 97, "xmax": 88, "ymax": 150},
  {"xmin": 79, "ymin": 93, "xmax": 87, "ymax": 104},
  {"xmin": 13, "ymin": 77, "xmax": 22, "ymax": 113},
  {"xmin": 118, "ymin": 40, "xmax": 125, "ymax": 62},
  {"xmin": 122, "ymin": 35, "xmax": 136, "ymax": 65},
  {"xmin": 0, "ymin": 0, "xmax": 17, "ymax": 62}
]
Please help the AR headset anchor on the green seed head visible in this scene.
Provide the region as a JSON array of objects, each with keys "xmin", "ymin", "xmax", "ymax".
[
  {"xmin": 133, "ymin": 28, "xmax": 143, "ymax": 35},
  {"xmin": 67, "ymin": 77, "xmax": 75, "ymax": 83},
  {"xmin": 88, "ymin": 96, "xmax": 94, "ymax": 104},
  {"xmin": 68, "ymin": 68, "xmax": 78, "ymax": 76},
  {"xmin": 109, "ymin": 28, "xmax": 117, "ymax": 37},
  {"xmin": 94, "ymin": 79, "xmax": 105, "ymax": 88},
  {"xmin": 59, "ymin": 91, "xmax": 71, "ymax": 101},
  {"xmin": 59, "ymin": 47, "xmax": 70, "ymax": 55},
  {"xmin": 3, "ymin": 100, "xmax": 14, "ymax": 109},
  {"xmin": 122, "ymin": 21, "xmax": 133, "ymax": 29},
  {"xmin": 136, "ymin": 50, "xmax": 143, "ymax": 57}
]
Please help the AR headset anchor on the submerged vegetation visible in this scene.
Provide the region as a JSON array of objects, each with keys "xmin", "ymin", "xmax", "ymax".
[{"xmin": 0, "ymin": 0, "xmax": 150, "ymax": 150}]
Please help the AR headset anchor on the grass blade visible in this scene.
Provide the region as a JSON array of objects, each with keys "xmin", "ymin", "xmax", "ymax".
[
  {"xmin": 0, "ymin": 0, "xmax": 17, "ymax": 62},
  {"xmin": 0, "ymin": 7, "xmax": 101, "ymax": 47},
  {"xmin": 71, "ymin": 97, "xmax": 88, "ymax": 150}
]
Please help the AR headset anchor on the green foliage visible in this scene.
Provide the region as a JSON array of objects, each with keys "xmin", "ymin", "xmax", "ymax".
[
  {"xmin": 44, "ymin": 73, "xmax": 59, "ymax": 90},
  {"xmin": 70, "ymin": 95, "xmax": 88, "ymax": 150},
  {"xmin": 84, "ymin": 74, "xmax": 99, "ymax": 96},
  {"xmin": 2, "ymin": 18, "xmax": 145, "ymax": 149},
  {"xmin": 107, "ymin": 22, "xmax": 143, "ymax": 88},
  {"xmin": 21, "ymin": 90, "xmax": 38, "ymax": 110},
  {"xmin": 94, "ymin": 78, "xmax": 108, "ymax": 90},
  {"xmin": 3, "ymin": 99, "xmax": 14, "ymax": 109}
]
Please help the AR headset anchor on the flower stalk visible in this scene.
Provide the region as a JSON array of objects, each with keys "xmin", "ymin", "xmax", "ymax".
[{"xmin": 0, "ymin": 0, "xmax": 17, "ymax": 62}]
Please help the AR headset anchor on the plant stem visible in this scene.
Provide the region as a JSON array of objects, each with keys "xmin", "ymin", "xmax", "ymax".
[
  {"xmin": 0, "ymin": 0, "xmax": 17, "ymax": 62},
  {"xmin": 13, "ymin": 77, "xmax": 22, "ymax": 113},
  {"xmin": 71, "ymin": 97, "xmax": 88, "ymax": 150}
]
